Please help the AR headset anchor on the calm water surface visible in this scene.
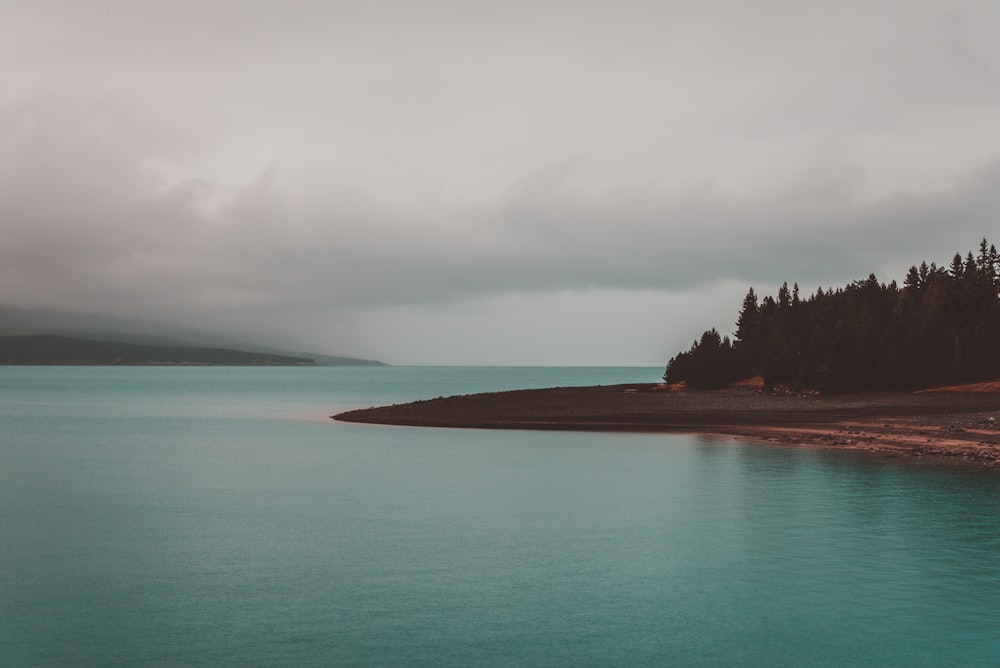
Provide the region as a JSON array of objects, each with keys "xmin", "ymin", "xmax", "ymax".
[{"xmin": 2, "ymin": 366, "xmax": 999, "ymax": 666}]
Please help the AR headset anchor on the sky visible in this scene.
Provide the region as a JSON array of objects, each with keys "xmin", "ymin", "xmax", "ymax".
[{"xmin": 2, "ymin": 1, "xmax": 999, "ymax": 365}]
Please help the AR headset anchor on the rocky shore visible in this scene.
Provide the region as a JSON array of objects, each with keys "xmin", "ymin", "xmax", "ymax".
[{"xmin": 333, "ymin": 384, "xmax": 1000, "ymax": 469}]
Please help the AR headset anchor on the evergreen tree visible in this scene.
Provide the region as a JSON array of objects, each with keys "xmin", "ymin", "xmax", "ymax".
[{"xmin": 663, "ymin": 240, "xmax": 1000, "ymax": 393}]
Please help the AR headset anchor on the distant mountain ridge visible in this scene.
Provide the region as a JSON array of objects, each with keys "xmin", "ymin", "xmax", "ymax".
[
  {"xmin": 0, "ymin": 334, "xmax": 317, "ymax": 365},
  {"xmin": 0, "ymin": 306, "xmax": 387, "ymax": 366}
]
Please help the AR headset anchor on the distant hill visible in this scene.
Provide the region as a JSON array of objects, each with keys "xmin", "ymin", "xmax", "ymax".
[
  {"xmin": 0, "ymin": 305, "xmax": 387, "ymax": 366},
  {"xmin": 0, "ymin": 334, "xmax": 316, "ymax": 365}
]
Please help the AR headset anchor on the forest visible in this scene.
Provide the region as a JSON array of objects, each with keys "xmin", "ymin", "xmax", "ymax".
[{"xmin": 664, "ymin": 239, "xmax": 1000, "ymax": 393}]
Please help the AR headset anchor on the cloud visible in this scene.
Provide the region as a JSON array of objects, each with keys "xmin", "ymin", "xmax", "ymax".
[
  {"xmin": 1, "ymin": 2, "xmax": 1000, "ymax": 362},
  {"xmin": 2, "ymin": 93, "xmax": 998, "ymax": 323}
]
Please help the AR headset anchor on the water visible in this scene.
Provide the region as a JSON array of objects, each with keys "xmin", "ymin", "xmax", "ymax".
[{"xmin": 2, "ymin": 366, "xmax": 999, "ymax": 666}]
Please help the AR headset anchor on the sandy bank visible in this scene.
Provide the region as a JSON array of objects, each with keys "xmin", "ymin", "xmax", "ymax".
[{"xmin": 333, "ymin": 384, "xmax": 1000, "ymax": 469}]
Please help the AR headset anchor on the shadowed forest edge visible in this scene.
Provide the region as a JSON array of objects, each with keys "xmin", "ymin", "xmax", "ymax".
[{"xmin": 665, "ymin": 239, "xmax": 1000, "ymax": 393}]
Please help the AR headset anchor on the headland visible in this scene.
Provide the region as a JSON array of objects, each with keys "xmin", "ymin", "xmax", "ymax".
[{"xmin": 333, "ymin": 383, "xmax": 1000, "ymax": 468}]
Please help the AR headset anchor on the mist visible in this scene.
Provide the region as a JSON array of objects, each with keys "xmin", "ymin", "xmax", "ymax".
[{"xmin": 3, "ymin": 1, "xmax": 999, "ymax": 364}]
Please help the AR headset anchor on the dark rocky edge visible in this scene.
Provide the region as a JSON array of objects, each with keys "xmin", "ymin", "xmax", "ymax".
[{"xmin": 334, "ymin": 384, "xmax": 1000, "ymax": 469}]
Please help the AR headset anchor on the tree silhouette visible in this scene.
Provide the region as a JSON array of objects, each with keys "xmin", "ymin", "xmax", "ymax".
[{"xmin": 664, "ymin": 239, "xmax": 1000, "ymax": 393}]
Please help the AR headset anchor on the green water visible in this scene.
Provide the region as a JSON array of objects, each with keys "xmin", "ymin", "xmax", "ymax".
[{"xmin": 1, "ymin": 366, "xmax": 999, "ymax": 666}]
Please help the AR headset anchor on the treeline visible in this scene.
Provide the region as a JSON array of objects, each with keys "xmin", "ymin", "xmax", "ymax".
[{"xmin": 664, "ymin": 239, "xmax": 1000, "ymax": 393}]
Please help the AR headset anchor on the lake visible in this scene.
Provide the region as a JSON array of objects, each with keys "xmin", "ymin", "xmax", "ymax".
[{"xmin": 2, "ymin": 366, "xmax": 999, "ymax": 666}]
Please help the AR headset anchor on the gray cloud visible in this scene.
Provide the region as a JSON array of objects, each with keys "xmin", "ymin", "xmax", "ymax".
[
  {"xmin": 2, "ymin": 93, "xmax": 996, "ymax": 305},
  {"xmin": 1, "ymin": 2, "xmax": 999, "ymax": 363}
]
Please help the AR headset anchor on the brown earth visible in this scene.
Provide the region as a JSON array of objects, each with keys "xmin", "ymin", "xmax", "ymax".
[
  {"xmin": 915, "ymin": 380, "xmax": 1000, "ymax": 394},
  {"xmin": 333, "ymin": 383, "xmax": 1000, "ymax": 469}
]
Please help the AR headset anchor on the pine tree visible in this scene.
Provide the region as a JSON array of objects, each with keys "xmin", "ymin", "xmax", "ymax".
[{"xmin": 663, "ymin": 240, "xmax": 1000, "ymax": 392}]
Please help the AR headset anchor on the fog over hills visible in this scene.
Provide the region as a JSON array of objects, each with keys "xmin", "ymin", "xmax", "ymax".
[
  {"xmin": 0, "ymin": 306, "xmax": 386, "ymax": 366},
  {"xmin": 3, "ymin": 2, "xmax": 1000, "ymax": 364}
]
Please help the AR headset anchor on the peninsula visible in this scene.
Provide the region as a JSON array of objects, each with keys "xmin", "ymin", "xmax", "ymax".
[
  {"xmin": 336, "ymin": 240, "xmax": 1000, "ymax": 469},
  {"xmin": 333, "ymin": 382, "xmax": 1000, "ymax": 468}
]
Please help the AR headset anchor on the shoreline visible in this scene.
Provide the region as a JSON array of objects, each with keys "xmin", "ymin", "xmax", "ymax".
[{"xmin": 333, "ymin": 384, "xmax": 1000, "ymax": 469}]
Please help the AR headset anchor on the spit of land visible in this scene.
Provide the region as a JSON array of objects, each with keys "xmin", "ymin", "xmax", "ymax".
[{"xmin": 334, "ymin": 381, "xmax": 1000, "ymax": 469}]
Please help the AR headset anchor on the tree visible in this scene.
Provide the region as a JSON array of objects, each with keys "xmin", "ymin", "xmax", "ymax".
[
  {"xmin": 662, "ymin": 239, "xmax": 1000, "ymax": 393},
  {"xmin": 733, "ymin": 287, "xmax": 760, "ymax": 376}
]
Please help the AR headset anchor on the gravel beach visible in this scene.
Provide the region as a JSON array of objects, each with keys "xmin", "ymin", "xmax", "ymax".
[{"xmin": 334, "ymin": 384, "xmax": 1000, "ymax": 468}]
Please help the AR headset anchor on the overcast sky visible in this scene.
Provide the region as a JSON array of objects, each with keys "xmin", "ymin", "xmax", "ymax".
[{"xmin": 2, "ymin": 1, "xmax": 999, "ymax": 364}]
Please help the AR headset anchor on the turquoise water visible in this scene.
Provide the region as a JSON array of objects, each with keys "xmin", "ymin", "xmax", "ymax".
[{"xmin": 2, "ymin": 366, "xmax": 999, "ymax": 666}]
